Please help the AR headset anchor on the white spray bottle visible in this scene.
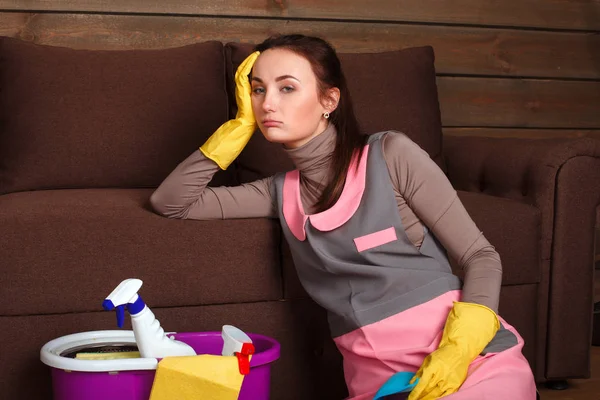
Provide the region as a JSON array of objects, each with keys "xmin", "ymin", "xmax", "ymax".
[{"xmin": 102, "ymin": 278, "xmax": 196, "ymax": 358}]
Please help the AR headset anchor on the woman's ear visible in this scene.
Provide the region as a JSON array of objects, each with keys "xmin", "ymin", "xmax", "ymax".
[{"xmin": 323, "ymin": 87, "xmax": 341, "ymax": 114}]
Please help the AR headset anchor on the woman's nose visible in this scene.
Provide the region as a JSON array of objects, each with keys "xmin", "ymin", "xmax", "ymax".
[{"xmin": 262, "ymin": 91, "xmax": 277, "ymax": 113}]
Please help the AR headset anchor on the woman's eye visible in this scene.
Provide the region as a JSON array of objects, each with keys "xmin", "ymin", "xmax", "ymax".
[
  {"xmin": 252, "ymin": 87, "xmax": 265, "ymax": 95},
  {"xmin": 281, "ymin": 86, "xmax": 295, "ymax": 93}
]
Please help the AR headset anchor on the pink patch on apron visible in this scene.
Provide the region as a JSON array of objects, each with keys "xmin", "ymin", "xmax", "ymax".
[{"xmin": 333, "ymin": 290, "xmax": 536, "ymax": 400}]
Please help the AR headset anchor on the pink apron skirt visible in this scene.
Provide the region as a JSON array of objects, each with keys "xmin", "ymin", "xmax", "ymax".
[{"xmin": 333, "ymin": 290, "xmax": 537, "ymax": 400}]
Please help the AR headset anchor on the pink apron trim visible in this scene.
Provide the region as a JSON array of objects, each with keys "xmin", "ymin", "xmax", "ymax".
[
  {"xmin": 282, "ymin": 170, "xmax": 308, "ymax": 241},
  {"xmin": 353, "ymin": 227, "xmax": 398, "ymax": 252},
  {"xmin": 282, "ymin": 144, "xmax": 370, "ymax": 241}
]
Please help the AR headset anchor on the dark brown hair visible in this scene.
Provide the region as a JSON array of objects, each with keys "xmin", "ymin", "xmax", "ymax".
[{"xmin": 254, "ymin": 34, "xmax": 367, "ymax": 213}]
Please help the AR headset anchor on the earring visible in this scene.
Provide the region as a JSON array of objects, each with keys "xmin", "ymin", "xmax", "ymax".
[{"xmin": 323, "ymin": 112, "xmax": 330, "ymax": 119}]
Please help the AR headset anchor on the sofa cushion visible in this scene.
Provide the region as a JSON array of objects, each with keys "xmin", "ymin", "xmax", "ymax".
[
  {"xmin": 0, "ymin": 189, "xmax": 282, "ymax": 316},
  {"xmin": 0, "ymin": 37, "xmax": 235, "ymax": 194},
  {"xmin": 454, "ymin": 191, "xmax": 542, "ymax": 285},
  {"xmin": 225, "ymin": 42, "xmax": 444, "ymax": 182}
]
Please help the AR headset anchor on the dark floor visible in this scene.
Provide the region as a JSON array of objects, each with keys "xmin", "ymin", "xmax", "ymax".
[
  {"xmin": 537, "ymin": 347, "xmax": 600, "ymax": 399},
  {"xmin": 537, "ymin": 270, "xmax": 600, "ymax": 399}
]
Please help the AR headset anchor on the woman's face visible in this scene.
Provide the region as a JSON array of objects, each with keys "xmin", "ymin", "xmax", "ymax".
[{"xmin": 250, "ymin": 48, "xmax": 337, "ymax": 148}]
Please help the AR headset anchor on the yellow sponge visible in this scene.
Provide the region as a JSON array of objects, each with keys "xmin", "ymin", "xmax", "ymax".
[
  {"xmin": 149, "ymin": 355, "xmax": 246, "ymax": 400},
  {"xmin": 75, "ymin": 351, "xmax": 141, "ymax": 360}
]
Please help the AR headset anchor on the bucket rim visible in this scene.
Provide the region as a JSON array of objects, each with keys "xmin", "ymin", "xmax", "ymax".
[
  {"xmin": 41, "ymin": 330, "xmax": 281, "ymax": 372},
  {"xmin": 40, "ymin": 330, "xmax": 158, "ymax": 372},
  {"xmin": 171, "ymin": 331, "xmax": 281, "ymax": 367}
]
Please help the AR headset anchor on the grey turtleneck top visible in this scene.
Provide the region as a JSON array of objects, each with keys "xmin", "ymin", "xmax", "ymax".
[{"xmin": 150, "ymin": 125, "xmax": 502, "ymax": 312}]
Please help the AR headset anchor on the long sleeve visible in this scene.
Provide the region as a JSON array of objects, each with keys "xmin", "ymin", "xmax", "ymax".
[
  {"xmin": 150, "ymin": 150, "xmax": 277, "ymax": 220},
  {"xmin": 382, "ymin": 132, "xmax": 502, "ymax": 312}
]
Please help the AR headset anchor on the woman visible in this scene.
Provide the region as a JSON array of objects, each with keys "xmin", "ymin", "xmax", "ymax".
[{"xmin": 150, "ymin": 34, "xmax": 536, "ymax": 399}]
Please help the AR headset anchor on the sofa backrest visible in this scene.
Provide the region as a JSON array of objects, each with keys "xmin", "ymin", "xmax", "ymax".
[
  {"xmin": 225, "ymin": 42, "xmax": 445, "ymax": 183},
  {"xmin": 0, "ymin": 37, "xmax": 237, "ymax": 195},
  {"xmin": 0, "ymin": 37, "xmax": 444, "ymax": 194}
]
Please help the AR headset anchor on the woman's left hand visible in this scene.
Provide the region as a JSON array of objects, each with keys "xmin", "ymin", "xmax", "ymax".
[{"xmin": 408, "ymin": 301, "xmax": 500, "ymax": 399}]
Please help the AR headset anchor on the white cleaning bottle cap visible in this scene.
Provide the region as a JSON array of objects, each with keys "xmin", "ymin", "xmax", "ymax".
[
  {"xmin": 102, "ymin": 279, "xmax": 143, "ymax": 328},
  {"xmin": 222, "ymin": 325, "xmax": 255, "ymax": 375},
  {"xmin": 221, "ymin": 325, "xmax": 252, "ymax": 356},
  {"xmin": 103, "ymin": 278, "xmax": 196, "ymax": 359}
]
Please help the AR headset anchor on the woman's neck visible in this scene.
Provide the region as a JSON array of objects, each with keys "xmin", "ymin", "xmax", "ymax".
[{"xmin": 283, "ymin": 123, "xmax": 337, "ymax": 211}]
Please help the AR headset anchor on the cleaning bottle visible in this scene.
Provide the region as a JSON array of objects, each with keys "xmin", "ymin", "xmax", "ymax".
[
  {"xmin": 102, "ymin": 278, "xmax": 196, "ymax": 358},
  {"xmin": 221, "ymin": 324, "xmax": 255, "ymax": 375}
]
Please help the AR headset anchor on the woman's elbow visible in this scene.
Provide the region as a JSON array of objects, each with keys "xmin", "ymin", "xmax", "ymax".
[
  {"xmin": 149, "ymin": 190, "xmax": 168, "ymax": 216},
  {"xmin": 485, "ymin": 246, "xmax": 503, "ymax": 275},
  {"xmin": 462, "ymin": 244, "xmax": 503, "ymax": 275},
  {"xmin": 149, "ymin": 189, "xmax": 184, "ymax": 219}
]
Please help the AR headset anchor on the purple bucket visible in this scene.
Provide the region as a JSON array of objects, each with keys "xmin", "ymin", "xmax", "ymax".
[{"xmin": 43, "ymin": 331, "xmax": 280, "ymax": 400}]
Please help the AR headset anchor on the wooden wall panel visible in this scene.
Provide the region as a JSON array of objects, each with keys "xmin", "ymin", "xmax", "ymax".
[
  {"xmin": 1, "ymin": 12, "xmax": 599, "ymax": 79},
  {"xmin": 438, "ymin": 78, "xmax": 600, "ymax": 128},
  {"xmin": 1, "ymin": 0, "xmax": 599, "ymax": 30},
  {"xmin": 0, "ymin": 3, "xmax": 599, "ymax": 138}
]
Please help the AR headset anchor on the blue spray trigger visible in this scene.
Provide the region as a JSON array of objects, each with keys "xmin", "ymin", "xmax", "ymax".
[
  {"xmin": 115, "ymin": 305, "xmax": 125, "ymax": 328},
  {"xmin": 373, "ymin": 371, "xmax": 419, "ymax": 400},
  {"xmin": 101, "ymin": 299, "xmax": 125, "ymax": 328},
  {"xmin": 101, "ymin": 299, "xmax": 115, "ymax": 311}
]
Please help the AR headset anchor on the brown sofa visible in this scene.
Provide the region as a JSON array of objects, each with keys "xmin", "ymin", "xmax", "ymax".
[{"xmin": 1, "ymin": 36, "xmax": 599, "ymax": 400}]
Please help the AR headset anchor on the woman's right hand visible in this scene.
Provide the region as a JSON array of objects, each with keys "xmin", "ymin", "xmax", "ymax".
[
  {"xmin": 200, "ymin": 51, "xmax": 260, "ymax": 170},
  {"xmin": 234, "ymin": 51, "xmax": 260, "ymax": 123}
]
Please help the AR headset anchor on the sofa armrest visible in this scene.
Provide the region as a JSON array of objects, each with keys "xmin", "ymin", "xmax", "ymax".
[
  {"xmin": 444, "ymin": 135, "xmax": 600, "ymax": 379},
  {"xmin": 444, "ymin": 136, "xmax": 600, "ymax": 258}
]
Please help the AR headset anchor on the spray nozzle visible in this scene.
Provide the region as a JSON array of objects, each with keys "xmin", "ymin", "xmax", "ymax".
[{"xmin": 103, "ymin": 279, "xmax": 146, "ymax": 328}]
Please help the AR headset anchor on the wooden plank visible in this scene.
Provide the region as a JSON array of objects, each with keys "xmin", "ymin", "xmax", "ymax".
[
  {"xmin": 443, "ymin": 128, "xmax": 600, "ymax": 139},
  {"xmin": 1, "ymin": 13, "xmax": 599, "ymax": 79},
  {"xmin": 1, "ymin": 0, "xmax": 599, "ymax": 31},
  {"xmin": 437, "ymin": 78, "xmax": 600, "ymax": 128},
  {"xmin": 1, "ymin": 15, "xmax": 598, "ymax": 129}
]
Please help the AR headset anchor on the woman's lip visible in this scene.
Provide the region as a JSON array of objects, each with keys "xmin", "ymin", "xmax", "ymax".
[{"xmin": 262, "ymin": 120, "xmax": 282, "ymax": 127}]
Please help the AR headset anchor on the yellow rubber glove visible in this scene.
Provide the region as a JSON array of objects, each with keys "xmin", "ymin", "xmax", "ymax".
[
  {"xmin": 408, "ymin": 301, "xmax": 500, "ymax": 400},
  {"xmin": 199, "ymin": 51, "xmax": 260, "ymax": 170}
]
